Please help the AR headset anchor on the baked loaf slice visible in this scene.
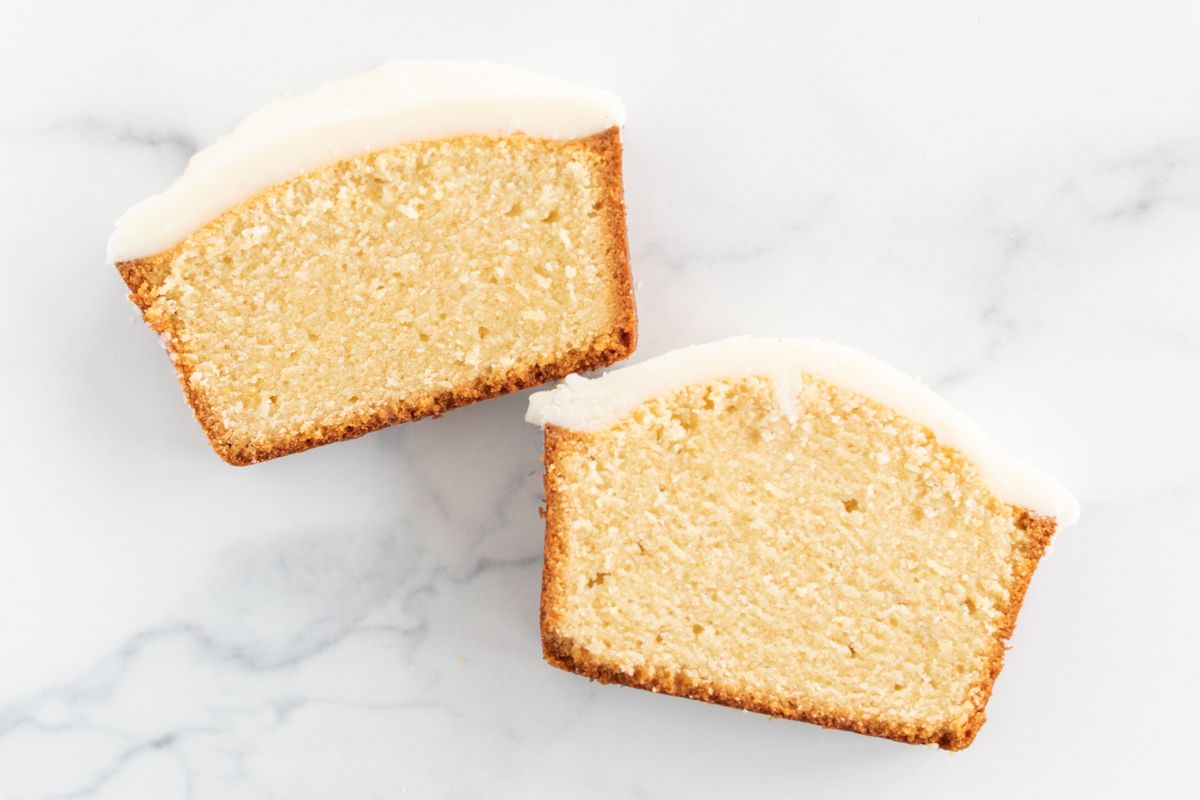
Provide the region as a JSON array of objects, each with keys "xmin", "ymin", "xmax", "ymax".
[
  {"xmin": 109, "ymin": 61, "xmax": 636, "ymax": 465},
  {"xmin": 527, "ymin": 339, "xmax": 1079, "ymax": 750}
]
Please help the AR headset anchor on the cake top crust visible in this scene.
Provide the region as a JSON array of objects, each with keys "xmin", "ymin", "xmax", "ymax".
[
  {"xmin": 526, "ymin": 338, "xmax": 1080, "ymax": 524},
  {"xmin": 107, "ymin": 60, "xmax": 625, "ymax": 261}
]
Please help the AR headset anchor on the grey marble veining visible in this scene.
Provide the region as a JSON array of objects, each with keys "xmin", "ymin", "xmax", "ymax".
[{"xmin": 2, "ymin": 1, "xmax": 1198, "ymax": 797}]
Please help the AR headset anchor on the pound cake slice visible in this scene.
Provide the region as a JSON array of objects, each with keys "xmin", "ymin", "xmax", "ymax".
[
  {"xmin": 527, "ymin": 338, "xmax": 1079, "ymax": 750},
  {"xmin": 109, "ymin": 61, "xmax": 635, "ymax": 465}
]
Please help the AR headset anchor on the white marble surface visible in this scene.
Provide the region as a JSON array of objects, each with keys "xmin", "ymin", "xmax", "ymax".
[{"xmin": 2, "ymin": 1, "xmax": 1198, "ymax": 796}]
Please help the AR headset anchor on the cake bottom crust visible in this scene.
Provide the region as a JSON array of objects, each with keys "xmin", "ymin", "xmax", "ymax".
[
  {"xmin": 539, "ymin": 426, "xmax": 1057, "ymax": 751},
  {"xmin": 211, "ymin": 338, "xmax": 633, "ymax": 465}
]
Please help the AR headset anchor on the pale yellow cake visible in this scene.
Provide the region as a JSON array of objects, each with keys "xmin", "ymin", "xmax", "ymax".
[
  {"xmin": 526, "ymin": 339, "xmax": 1079, "ymax": 750},
  {"xmin": 109, "ymin": 62, "xmax": 635, "ymax": 464}
]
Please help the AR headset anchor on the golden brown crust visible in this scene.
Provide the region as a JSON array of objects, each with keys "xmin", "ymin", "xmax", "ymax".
[
  {"xmin": 953, "ymin": 509, "xmax": 1057, "ymax": 747},
  {"xmin": 588, "ymin": 127, "xmax": 637, "ymax": 358},
  {"xmin": 539, "ymin": 426, "xmax": 1058, "ymax": 751},
  {"xmin": 115, "ymin": 128, "xmax": 635, "ymax": 466}
]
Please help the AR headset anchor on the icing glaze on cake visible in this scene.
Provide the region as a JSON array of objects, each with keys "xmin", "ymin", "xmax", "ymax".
[
  {"xmin": 107, "ymin": 60, "xmax": 625, "ymax": 261},
  {"xmin": 526, "ymin": 338, "xmax": 1080, "ymax": 524}
]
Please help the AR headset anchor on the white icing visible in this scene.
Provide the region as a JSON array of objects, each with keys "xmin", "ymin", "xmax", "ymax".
[
  {"xmin": 107, "ymin": 60, "xmax": 625, "ymax": 262},
  {"xmin": 526, "ymin": 338, "xmax": 1080, "ymax": 524}
]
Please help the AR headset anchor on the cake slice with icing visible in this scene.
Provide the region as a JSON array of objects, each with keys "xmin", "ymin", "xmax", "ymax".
[
  {"xmin": 111, "ymin": 60, "xmax": 635, "ymax": 465},
  {"xmin": 527, "ymin": 338, "xmax": 1078, "ymax": 749}
]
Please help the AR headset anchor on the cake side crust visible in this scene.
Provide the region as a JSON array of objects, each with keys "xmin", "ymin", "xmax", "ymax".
[
  {"xmin": 592, "ymin": 127, "xmax": 637, "ymax": 360},
  {"xmin": 539, "ymin": 425, "xmax": 1058, "ymax": 751},
  {"xmin": 953, "ymin": 508, "xmax": 1057, "ymax": 747},
  {"xmin": 116, "ymin": 128, "xmax": 635, "ymax": 466}
]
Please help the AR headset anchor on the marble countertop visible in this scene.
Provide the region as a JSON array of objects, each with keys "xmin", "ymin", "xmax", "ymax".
[{"xmin": 2, "ymin": 1, "xmax": 1198, "ymax": 797}]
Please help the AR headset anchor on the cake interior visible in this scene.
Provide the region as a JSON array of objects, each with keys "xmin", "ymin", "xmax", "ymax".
[
  {"xmin": 121, "ymin": 129, "xmax": 632, "ymax": 464},
  {"xmin": 542, "ymin": 375, "xmax": 1053, "ymax": 749}
]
